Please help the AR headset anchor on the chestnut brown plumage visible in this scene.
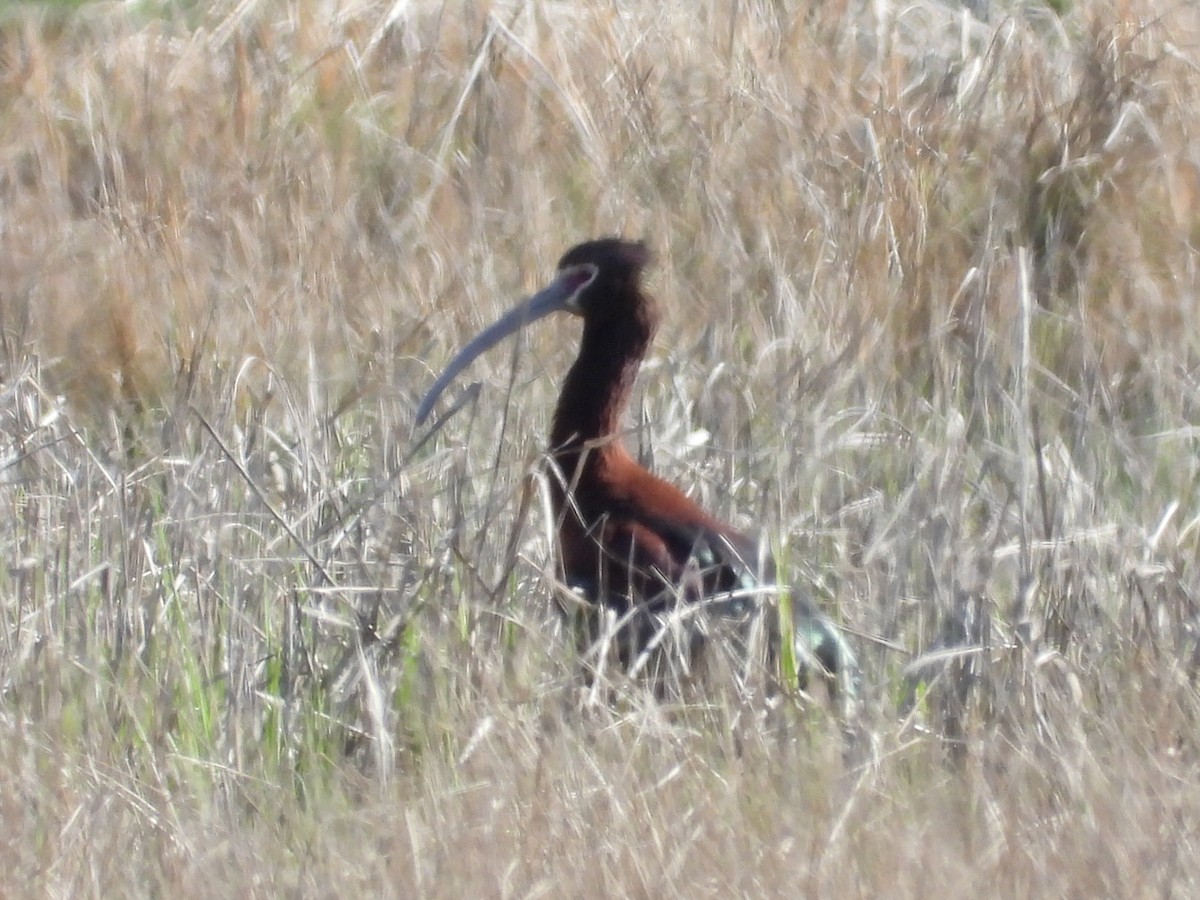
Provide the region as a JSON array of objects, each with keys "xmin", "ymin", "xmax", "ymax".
[{"xmin": 417, "ymin": 238, "xmax": 856, "ymax": 694}]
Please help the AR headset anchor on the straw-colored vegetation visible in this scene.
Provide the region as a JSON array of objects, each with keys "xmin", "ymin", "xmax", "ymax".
[{"xmin": 2, "ymin": 0, "xmax": 1199, "ymax": 894}]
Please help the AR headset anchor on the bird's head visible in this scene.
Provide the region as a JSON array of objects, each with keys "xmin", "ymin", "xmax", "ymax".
[
  {"xmin": 553, "ymin": 238, "xmax": 651, "ymax": 323},
  {"xmin": 415, "ymin": 237, "xmax": 652, "ymax": 426}
]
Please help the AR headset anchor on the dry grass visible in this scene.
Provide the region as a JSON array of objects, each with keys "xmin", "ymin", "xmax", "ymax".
[{"xmin": 2, "ymin": 0, "xmax": 1200, "ymax": 895}]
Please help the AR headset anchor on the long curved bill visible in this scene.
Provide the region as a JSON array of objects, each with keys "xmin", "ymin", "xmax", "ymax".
[{"xmin": 415, "ymin": 267, "xmax": 594, "ymax": 426}]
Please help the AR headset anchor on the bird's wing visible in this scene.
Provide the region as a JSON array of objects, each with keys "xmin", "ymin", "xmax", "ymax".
[{"xmin": 605, "ymin": 462, "xmax": 775, "ymax": 602}]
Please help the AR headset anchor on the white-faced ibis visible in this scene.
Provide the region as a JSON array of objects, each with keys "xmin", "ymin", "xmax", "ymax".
[{"xmin": 417, "ymin": 238, "xmax": 856, "ymax": 699}]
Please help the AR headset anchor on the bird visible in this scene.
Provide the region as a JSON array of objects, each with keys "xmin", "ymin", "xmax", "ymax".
[{"xmin": 416, "ymin": 238, "xmax": 857, "ymax": 701}]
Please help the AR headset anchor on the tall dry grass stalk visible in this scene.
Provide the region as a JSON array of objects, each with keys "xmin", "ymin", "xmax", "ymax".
[{"xmin": 2, "ymin": 0, "xmax": 1200, "ymax": 894}]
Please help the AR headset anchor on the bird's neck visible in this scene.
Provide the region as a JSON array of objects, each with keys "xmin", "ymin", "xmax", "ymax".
[{"xmin": 550, "ymin": 298, "xmax": 657, "ymax": 463}]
